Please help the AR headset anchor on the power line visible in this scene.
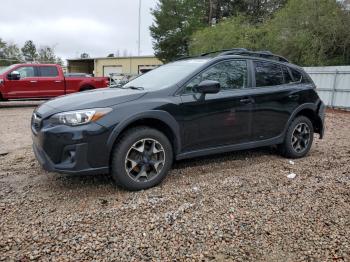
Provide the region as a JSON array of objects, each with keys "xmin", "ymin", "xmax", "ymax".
[{"xmin": 0, "ymin": 57, "xmax": 62, "ymax": 64}]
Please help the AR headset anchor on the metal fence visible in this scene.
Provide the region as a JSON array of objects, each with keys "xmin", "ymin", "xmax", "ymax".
[{"xmin": 304, "ymin": 66, "xmax": 350, "ymax": 109}]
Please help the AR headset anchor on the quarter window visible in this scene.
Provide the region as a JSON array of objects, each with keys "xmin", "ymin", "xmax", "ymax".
[
  {"xmin": 282, "ymin": 66, "xmax": 293, "ymax": 83},
  {"xmin": 254, "ymin": 61, "xmax": 284, "ymax": 87},
  {"xmin": 184, "ymin": 60, "xmax": 248, "ymax": 93},
  {"xmin": 16, "ymin": 66, "xmax": 35, "ymax": 79},
  {"xmin": 290, "ymin": 68, "xmax": 303, "ymax": 83},
  {"xmin": 38, "ymin": 66, "xmax": 59, "ymax": 77}
]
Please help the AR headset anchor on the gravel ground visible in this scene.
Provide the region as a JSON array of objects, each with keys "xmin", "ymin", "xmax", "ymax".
[{"xmin": 0, "ymin": 104, "xmax": 349, "ymax": 261}]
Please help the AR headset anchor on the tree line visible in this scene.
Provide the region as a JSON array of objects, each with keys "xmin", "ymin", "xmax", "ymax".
[
  {"xmin": 0, "ymin": 39, "xmax": 63, "ymax": 66},
  {"xmin": 150, "ymin": 0, "xmax": 350, "ymax": 66}
]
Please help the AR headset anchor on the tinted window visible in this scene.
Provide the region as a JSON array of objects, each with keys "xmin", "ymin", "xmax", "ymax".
[
  {"xmin": 282, "ymin": 66, "xmax": 293, "ymax": 83},
  {"xmin": 16, "ymin": 66, "xmax": 35, "ymax": 79},
  {"xmin": 254, "ymin": 61, "xmax": 284, "ymax": 87},
  {"xmin": 38, "ymin": 66, "xmax": 59, "ymax": 77},
  {"xmin": 185, "ymin": 60, "xmax": 248, "ymax": 93},
  {"xmin": 290, "ymin": 68, "xmax": 303, "ymax": 83}
]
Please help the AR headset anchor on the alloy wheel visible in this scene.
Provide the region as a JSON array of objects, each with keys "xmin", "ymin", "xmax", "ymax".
[
  {"xmin": 125, "ymin": 138, "xmax": 165, "ymax": 182},
  {"xmin": 291, "ymin": 122, "xmax": 311, "ymax": 153}
]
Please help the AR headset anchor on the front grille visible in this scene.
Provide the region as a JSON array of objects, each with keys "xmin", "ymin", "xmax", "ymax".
[{"xmin": 32, "ymin": 113, "xmax": 42, "ymax": 133}]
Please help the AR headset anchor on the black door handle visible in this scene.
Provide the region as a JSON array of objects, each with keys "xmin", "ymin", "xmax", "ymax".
[
  {"xmin": 240, "ymin": 97, "xmax": 254, "ymax": 104},
  {"xmin": 288, "ymin": 94, "xmax": 299, "ymax": 100}
]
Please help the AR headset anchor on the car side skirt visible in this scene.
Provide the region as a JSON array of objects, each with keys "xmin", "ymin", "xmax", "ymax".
[{"xmin": 176, "ymin": 135, "xmax": 284, "ymax": 160}]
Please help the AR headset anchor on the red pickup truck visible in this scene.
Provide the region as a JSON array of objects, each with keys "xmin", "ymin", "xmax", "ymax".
[{"xmin": 0, "ymin": 64, "xmax": 109, "ymax": 100}]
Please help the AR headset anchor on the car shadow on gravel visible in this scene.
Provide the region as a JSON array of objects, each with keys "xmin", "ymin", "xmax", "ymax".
[
  {"xmin": 52, "ymin": 146, "xmax": 275, "ymax": 190},
  {"xmin": 173, "ymin": 146, "xmax": 275, "ymax": 170},
  {"xmin": 53, "ymin": 173, "xmax": 116, "ymax": 189}
]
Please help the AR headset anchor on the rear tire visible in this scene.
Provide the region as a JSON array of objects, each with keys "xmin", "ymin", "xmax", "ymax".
[
  {"xmin": 111, "ymin": 126, "xmax": 173, "ymax": 191},
  {"xmin": 278, "ymin": 116, "xmax": 314, "ymax": 158}
]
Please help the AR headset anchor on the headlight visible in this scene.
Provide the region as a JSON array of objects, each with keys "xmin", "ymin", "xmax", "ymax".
[{"xmin": 51, "ymin": 108, "xmax": 112, "ymax": 126}]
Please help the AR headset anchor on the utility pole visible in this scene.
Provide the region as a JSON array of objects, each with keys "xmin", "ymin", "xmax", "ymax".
[{"xmin": 138, "ymin": 0, "xmax": 141, "ymax": 56}]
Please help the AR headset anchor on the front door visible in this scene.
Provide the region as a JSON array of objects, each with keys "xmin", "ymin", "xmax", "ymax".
[
  {"xmin": 179, "ymin": 59, "xmax": 253, "ymax": 152},
  {"xmin": 5, "ymin": 66, "xmax": 38, "ymax": 98}
]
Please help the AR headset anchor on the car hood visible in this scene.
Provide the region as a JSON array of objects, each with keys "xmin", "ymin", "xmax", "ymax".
[{"xmin": 35, "ymin": 88, "xmax": 147, "ymax": 118}]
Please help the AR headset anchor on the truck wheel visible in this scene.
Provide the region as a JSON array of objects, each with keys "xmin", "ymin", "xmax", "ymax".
[
  {"xmin": 0, "ymin": 93, "xmax": 7, "ymax": 101},
  {"xmin": 79, "ymin": 86, "xmax": 94, "ymax": 92},
  {"xmin": 278, "ymin": 116, "xmax": 314, "ymax": 159},
  {"xmin": 111, "ymin": 126, "xmax": 173, "ymax": 191}
]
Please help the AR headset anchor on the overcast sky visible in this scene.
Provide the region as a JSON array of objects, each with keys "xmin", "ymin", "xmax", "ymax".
[{"xmin": 0, "ymin": 0, "xmax": 158, "ymax": 59}]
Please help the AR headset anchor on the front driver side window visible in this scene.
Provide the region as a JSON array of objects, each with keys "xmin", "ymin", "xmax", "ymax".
[
  {"xmin": 15, "ymin": 66, "xmax": 35, "ymax": 79},
  {"xmin": 184, "ymin": 60, "xmax": 248, "ymax": 93}
]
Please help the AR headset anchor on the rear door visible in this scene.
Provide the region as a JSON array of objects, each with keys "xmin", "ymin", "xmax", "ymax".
[
  {"xmin": 179, "ymin": 59, "xmax": 253, "ymax": 151},
  {"xmin": 249, "ymin": 60, "xmax": 301, "ymax": 141},
  {"xmin": 36, "ymin": 65, "xmax": 65, "ymax": 97},
  {"xmin": 5, "ymin": 66, "xmax": 38, "ymax": 98}
]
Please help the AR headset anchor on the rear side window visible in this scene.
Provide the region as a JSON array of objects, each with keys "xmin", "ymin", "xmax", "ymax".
[
  {"xmin": 38, "ymin": 66, "xmax": 59, "ymax": 77},
  {"xmin": 254, "ymin": 61, "xmax": 284, "ymax": 87}
]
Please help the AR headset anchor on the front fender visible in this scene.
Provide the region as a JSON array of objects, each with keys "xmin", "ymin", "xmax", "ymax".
[{"xmin": 106, "ymin": 110, "xmax": 181, "ymax": 154}]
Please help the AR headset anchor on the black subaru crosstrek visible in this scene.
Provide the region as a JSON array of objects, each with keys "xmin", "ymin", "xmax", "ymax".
[{"xmin": 32, "ymin": 49, "xmax": 325, "ymax": 190}]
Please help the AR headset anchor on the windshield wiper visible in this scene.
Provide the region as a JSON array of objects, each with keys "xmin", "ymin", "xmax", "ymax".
[
  {"xmin": 111, "ymin": 85, "xmax": 144, "ymax": 90},
  {"xmin": 123, "ymin": 86, "xmax": 144, "ymax": 90}
]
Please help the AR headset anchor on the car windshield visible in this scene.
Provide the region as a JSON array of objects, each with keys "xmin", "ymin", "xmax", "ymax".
[
  {"xmin": 0, "ymin": 64, "xmax": 18, "ymax": 75},
  {"xmin": 123, "ymin": 59, "xmax": 209, "ymax": 90}
]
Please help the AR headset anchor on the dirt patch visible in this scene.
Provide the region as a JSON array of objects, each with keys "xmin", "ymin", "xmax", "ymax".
[
  {"xmin": 0, "ymin": 107, "xmax": 35, "ymax": 153},
  {"xmin": 0, "ymin": 106, "xmax": 350, "ymax": 261}
]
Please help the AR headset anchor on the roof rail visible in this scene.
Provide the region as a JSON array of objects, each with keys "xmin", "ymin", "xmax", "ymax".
[
  {"xmin": 217, "ymin": 49, "xmax": 289, "ymax": 62},
  {"xmin": 200, "ymin": 48, "xmax": 248, "ymax": 57},
  {"xmin": 173, "ymin": 48, "xmax": 289, "ymax": 63},
  {"xmin": 173, "ymin": 48, "xmax": 249, "ymax": 61},
  {"xmin": 174, "ymin": 55, "xmax": 196, "ymax": 61}
]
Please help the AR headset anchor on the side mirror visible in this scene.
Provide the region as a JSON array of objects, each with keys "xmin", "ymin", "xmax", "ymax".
[
  {"xmin": 8, "ymin": 71, "xmax": 20, "ymax": 80},
  {"xmin": 194, "ymin": 80, "xmax": 220, "ymax": 94}
]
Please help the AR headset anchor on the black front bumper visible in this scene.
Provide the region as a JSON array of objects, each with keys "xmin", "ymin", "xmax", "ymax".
[
  {"xmin": 32, "ymin": 120, "xmax": 111, "ymax": 175},
  {"xmin": 32, "ymin": 142, "xmax": 109, "ymax": 175}
]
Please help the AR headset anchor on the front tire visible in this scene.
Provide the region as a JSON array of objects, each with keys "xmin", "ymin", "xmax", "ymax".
[
  {"xmin": 278, "ymin": 116, "xmax": 314, "ymax": 158},
  {"xmin": 111, "ymin": 126, "xmax": 173, "ymax": 190}
]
